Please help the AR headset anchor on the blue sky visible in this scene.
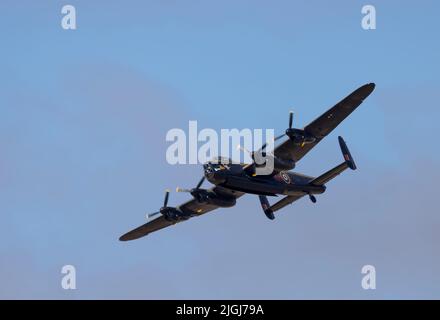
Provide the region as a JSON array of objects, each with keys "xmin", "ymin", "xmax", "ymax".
[{"xmin": 0, "ymin": 1, "xmax": 439, "ymax": 299}]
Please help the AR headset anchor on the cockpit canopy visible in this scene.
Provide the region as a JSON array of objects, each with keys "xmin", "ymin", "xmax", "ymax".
[{"xmin": 206, "ymin": 156, "xmax": 234, "ymax": 165}]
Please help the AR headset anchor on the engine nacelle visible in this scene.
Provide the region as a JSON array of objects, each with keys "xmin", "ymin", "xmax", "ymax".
[
  {"xmin": 191, "ymin": 189, "xmax": 236, "ymax": 208},
  {"xmin": 161, "ymin": 207, "xmax": 191, "ymax": 222},
  {"xmin": 286, "ymin": 128, "xmax": 316, "ymax": 145}
]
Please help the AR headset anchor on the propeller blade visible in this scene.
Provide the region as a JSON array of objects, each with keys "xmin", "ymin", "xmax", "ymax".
[
  {"xmin": 236, "ymin": 144, "xmax": 251, "ymax": 155},
  {"xmin": 176, "ymin": 187, "xmax": 191, "ymax": 193},
  {"xmin": 261, "ymin": 133, "xmax": 285, "ymax": 151},
  {"xmin": 163, "ymin": 189, "xmax": 170, "ymax": 207},
  {"xmin": 196, "ymin": 176, "xmax": 205, "ymax": 189},
  {"xmin": 147, "ymin": 211, "xmax": 160, "ymax": 218},
  {"xmin": 289, "ymin": 111, "xmax": 294, "ymax": 129}
]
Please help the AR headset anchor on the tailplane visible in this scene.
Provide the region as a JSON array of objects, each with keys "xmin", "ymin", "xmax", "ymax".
[{"xmin": 310, "ymin": 136, "xmax": 356, "ymax": 186}]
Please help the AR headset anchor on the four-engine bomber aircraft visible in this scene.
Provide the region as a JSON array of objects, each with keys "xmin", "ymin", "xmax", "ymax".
[{"xmin": 120, "ymin": 83, "xmax": 375, "ymax": 241}]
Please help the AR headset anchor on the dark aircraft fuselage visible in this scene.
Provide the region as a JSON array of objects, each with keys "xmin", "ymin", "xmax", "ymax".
[{"xmin": 203, "ymin": 161, "xmax": 325, "ymax": 201}]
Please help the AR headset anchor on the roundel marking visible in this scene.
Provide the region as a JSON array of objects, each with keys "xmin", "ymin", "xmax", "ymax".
[{"xmin": 280, "ymin": 172, "xmax": 291, "ymax": 184}]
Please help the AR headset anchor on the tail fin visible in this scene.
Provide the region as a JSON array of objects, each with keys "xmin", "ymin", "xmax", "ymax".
[
  {"xmin": 310, "ymin": 136, "xmax": 356, "ymax": 186},
  {"xmin": 258, "ymin": 195, "xmax": 275, "ymax": 220},
  {"xmin": 338, "ymin": 136, "xmax": 356, "ymax": 170}
]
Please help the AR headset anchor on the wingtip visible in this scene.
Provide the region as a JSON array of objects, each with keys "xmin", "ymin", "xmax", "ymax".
[
  {"xmin": 119, "ymin": 234, "xmax": 129, "ymax": 241},
  {"xmin": 353, "ymin": 82, "xmax": 375, "ymax": 99},
  {"xmin": 364, "ymin": 82, "xmax": 376, "ymax": 93},
  {"xmin": 119, "ymin": 232, "xmax": 138, "ymax": 241}
]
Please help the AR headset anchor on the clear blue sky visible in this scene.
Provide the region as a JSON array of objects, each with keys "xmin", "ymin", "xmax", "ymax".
[{"xmin": 1, "ymin": 1, "xmax": 439, "ymax": 299}]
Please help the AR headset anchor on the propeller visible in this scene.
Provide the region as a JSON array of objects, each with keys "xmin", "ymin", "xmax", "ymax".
[
  {"xmin": 176, "ymin": 176, "xmax": 205, "ymax": 194},
  {"xmin": 196, "ymin": 176, "xmax": 205, "ymax": 189},
  {"xmin": 285, "ymin": 110, "xmax": 315, "ymax": 147},
  {"xmin": 236, "ymin": 144, "xmax": 251, "ymax": 156},
  {"xmin": 260, "ymin": 133, "xmax": 286, "ymax": 152},
  {"xmin": 147, "ymin": 189, "xmax": 170, "ymax": 218},
  {"xmin": 256, "ymin": 110, "xmax": 294, "ymax": 151},
  {"xmin": 237, "ymin": 110, "xmax": 295, "ymax": 158},
  {"xmin": 236, "ymin": 133, "xmax": 284, "ymax": 169},
  {"xmin": 289, "ymin": 110, "xmax": 293, "ymax": 129},
  {"xmin": 147, "ymin": 211, "xmax": 160, "ymax": 218},
  {"xmin": 236, "ymin": 145, "xmax": 257, "ymax": 173},
  {"xmin": 236, "ymin": 110, "xmax": 310, "ymax": 174},
  {"xmin": 163, "ymin": 189, "xmax": 170, "ymax": 206}
]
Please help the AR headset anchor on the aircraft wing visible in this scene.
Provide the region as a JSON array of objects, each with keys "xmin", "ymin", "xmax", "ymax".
[
  {"xmin": 270, "ymin": 194, "xmax": 305, "ymax": 212},
  {"xmin": 119, "ymin": 215, "xmax": 175, "ymax": 241},
  {"xmin": 273, "ymin": 83, "xmax": 375, "ymax": 163},
  {"xmin": 119, "ymin": 186, "xmax": 245, "ymax": 241}
]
